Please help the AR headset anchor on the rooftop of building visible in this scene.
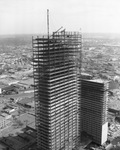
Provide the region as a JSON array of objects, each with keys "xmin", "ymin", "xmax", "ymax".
[
  {"xmin": 1, "ymin": 112, "xmax": 11, "ymax": 117},
  {"xmin": 0, "ymin": 83, "xmax": 9, "ymax": 89},
  {"xmin": 81, "ymin": 72, "xmax": 92, "ymax": 76},
  {"xmin": 5, "ymin": 92, "xmax": 34, "ymax": 99},
  {"xmin": 2, "ymin": 85, "xmax": 17, "ymax": 91},
  {"xmin": 0, "ymin": 126, "xmax": 36, "ymax": 150},
  {"xmin": 89, "ymin": 78, "xmax": 109, "ymax": 83},
  {"xmin": 18, "ymin": 97, "xmax": 34, "ymax": 104},
  {"xmin": 19, "ymin": 78, "xmax": 33, "ymax": 85},
  {"xmin": 0, "ymin": 115, "xmax": 4, "ymax": 120}
]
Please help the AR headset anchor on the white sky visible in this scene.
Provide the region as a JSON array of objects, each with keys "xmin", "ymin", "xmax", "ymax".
[{"xmin": 0, "ymin": 0, "xmax": 120, "ymax": 34}]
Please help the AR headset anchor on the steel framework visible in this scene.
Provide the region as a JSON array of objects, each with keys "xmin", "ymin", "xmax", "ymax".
[{"xmin": 33, "ymin": 30, "xmax": 81, "ymax": 150}]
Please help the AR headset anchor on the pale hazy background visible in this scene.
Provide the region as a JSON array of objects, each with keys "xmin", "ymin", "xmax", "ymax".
[{"xmin": 0, "ymin": 0, "xmax": 120, "ymax": 34}]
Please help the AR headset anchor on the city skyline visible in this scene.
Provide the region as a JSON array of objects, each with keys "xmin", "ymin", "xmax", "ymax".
[{"xmin": 0, "ymin": 0, "xmax": 120, "ymax": 35}]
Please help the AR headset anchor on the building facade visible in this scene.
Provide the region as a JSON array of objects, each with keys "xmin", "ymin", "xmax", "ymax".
[
  {"xmin": 0, "ymin": 115, "xmax": 11, "ymax": 129},
  {"xmin": 33, "ymin": 31, "xmax": 81, "ymax": 150},
  {"xmin": 81, "ymin": 79, "xmax": 108, "ymax": 145}
]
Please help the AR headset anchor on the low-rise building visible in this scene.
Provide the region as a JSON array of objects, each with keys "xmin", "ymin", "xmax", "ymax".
[
  {"xmin": 0, "ymin": 126, "xmax": 36, "ymax": 150},
  {"xmin": 3, "ymin": 105, "xmax": 16, "ymax": 114},
  {"xmin": 0, "ymin": 115, "xmax": 11, "ymax": 129},
  {"xmin": 0, "ymin": 83, "xmax": 8, "ymax": 94},
  {"xmin": 1, "ymin": 113, "xmax": 12, "ymax": 119}
]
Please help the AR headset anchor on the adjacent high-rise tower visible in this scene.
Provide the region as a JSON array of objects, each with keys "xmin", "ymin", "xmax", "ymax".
[
  {"xmin": 81, "ymin": 79, "xmax": 108, "ymax": 145},
  {"xmin": 33, "ymin": 30, "xmax": 82, "ymax": 150}
]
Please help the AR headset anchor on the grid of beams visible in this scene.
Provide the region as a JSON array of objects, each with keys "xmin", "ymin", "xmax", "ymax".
[
  {"xmin": 81, "ymin": 79, "xmax": 108, "ymax": 145},
  {"xmin": 33, "ymin": 31, "xmax": 81, "ymax": 150}
]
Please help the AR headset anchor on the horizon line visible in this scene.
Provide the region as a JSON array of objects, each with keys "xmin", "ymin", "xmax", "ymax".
[{"xmin": 1, "ymin": 32, "xmax": 120, "ymax": 36}]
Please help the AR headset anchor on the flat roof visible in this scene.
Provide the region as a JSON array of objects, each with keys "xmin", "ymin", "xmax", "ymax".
[
  {"xmin": 2, "ymin": 85, "xmax": 16, "ymax": 91},
  {"xmin": 82, "ymin": 78, "xmax": 109, "ymax": 84},
  {"xmin": 0, "ymin": 126, "xmax": 36, "ymax": 150},
  {"xmin": 89, "ymin": 79, "xmax": 109, "ymax": 83},
  {"xmin": 4, "ymin": 92, "xmax": 34, "ymax": 99},
  {"xmin": 0, "ymin": 143, "xmax": 7, "ymax": 149},
  {"xmin": 0, "ymin": 84, "xmax": 8, "ymax": 89},
  {"xmin": 1, "ymin": 113, "xmax": 10, "ymax": 117},
  {"xmin": 81, "ymin": 72, "xmax": 92, "ymax": 76},
  {"xmin": 19, "ymin": 78, "xmax": 33, "ymax": 85},
  {"xmin": 19, "ymin": 97, "xmax": 34, "ymax": 104},
  {"xmin": 0, "ymin": 116, "xmax": 4, "ymax": 120}
]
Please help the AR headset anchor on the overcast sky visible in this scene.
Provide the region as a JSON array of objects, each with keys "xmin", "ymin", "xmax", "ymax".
[{"xmin": 0, "ymin": 0, "xmax": 120, "ymax": 34}]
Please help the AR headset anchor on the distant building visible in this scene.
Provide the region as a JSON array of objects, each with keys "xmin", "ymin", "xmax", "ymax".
[
  {"xmin": 8, "ymin": 80, "xmax": 19, "ymax": 85},
  {"xmin": 0, "ymin": 114, "xmax": 11, "ymax": 129},
  {"xmin": 1, "ymin": 85, "xmax": 19, "ymax": 95},
  {"xmin": 81, "ymin": 72, "xmax": 93, "ymax": 80},
  {"xmin": 0, "ymin": 126, "xmax": 36, "ymax": 150},
  {"xmin": 2, "ymin": 105, "xmax": 15, "ymax": 114},
  {"xmin": 0, "ymin": 82, "xmax": 8, "ymax": 94},
  {"xmin": 109, "ymin": 79, "xmax": 119, "ymax": 90},
  {"xmin": 81, "ymin": 79, "xmax": 108, "ymax": 145},
  {"xmin": 1, "ymin": 113, "xmax": 12, "ymax": 119}
]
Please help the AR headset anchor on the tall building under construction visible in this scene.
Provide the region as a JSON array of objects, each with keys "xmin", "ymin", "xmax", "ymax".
[
  {"xmin": 33, "ymin": 30, "xmax": 82, "ymax": 150},
  {"xmin": 81, "ymin": 79, "xmax": 108, "ymax": 145}
]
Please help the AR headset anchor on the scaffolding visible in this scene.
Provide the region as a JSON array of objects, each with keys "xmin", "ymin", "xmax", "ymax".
[{"xmin": 33, "ymin": 30, "xmax": 82, "ymax": 150}]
